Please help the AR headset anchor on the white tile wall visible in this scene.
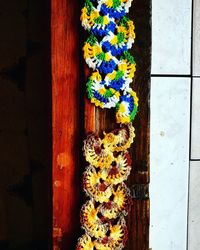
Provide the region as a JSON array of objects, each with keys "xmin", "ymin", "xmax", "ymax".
[
  {"xmin": 152, "ymin": 0, "xmax": 192, "ymax": 75},
  {"xmin": 150, "ymin": 0, "xmax": 200, "ymax": 248},
  {"xmin": 190, "ymin": 11, "xmax": 200, "ymax": 250},
  {"xmin": 188, "ymin": 161, "xmax": 200, "ymax": 250},
  {"xmin": 150, "ymin": 77, "xmax": 191, "ymax": 250},
  {"xmin": 191, "ymin": 78, "xmax": 200, "ymax": 159},
  {"xmin": 193, "ymin": 0, "xmax": 200, "ymax": 76}
]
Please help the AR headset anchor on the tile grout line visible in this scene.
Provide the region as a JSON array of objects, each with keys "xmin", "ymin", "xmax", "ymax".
[
  {"xmin": 151, "ymin": 74, "xmax": 191, "ymax": 78},
  {"xmin": 151, "ymin": 74, "xmax": 200, "ymax": 79},
  {"xmin": 186, "ymin": 160, "xmax": 192, "ymax": 250},
  {"xmin": 187, "ymin": 78, "xmax": 193, "ymax": 250},
  {"xmin": 189, "ymin": 76, "xmax": 194, "ymax": 164},
  {"xmin": 187, "ymin": 0, "xmax": 194, "ymax": 248}
]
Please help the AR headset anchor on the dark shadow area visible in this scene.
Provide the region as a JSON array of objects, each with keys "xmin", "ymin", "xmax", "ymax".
[{"xmin": 0, "ymin": 0, "xmax": 51, "ymax": 249}]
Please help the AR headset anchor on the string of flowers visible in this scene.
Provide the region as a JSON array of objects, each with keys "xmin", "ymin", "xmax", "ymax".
[{"xmin": 77, "ymin": 0, "xmax": 138, "ymax": 249}]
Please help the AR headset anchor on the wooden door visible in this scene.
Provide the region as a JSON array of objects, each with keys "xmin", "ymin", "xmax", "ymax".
[{"xmin": 51, "ymin": 1, "xmax": 151, "ymax": 249}]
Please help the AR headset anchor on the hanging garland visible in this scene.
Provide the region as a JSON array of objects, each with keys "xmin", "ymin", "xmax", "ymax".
[{"xmin": 77, "ymin": 0, "xmax": 138, "ymax": 249}]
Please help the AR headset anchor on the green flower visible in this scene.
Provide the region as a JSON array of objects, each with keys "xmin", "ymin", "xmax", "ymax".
[
  {"xmin": 115, "ymin": 70, "xmax": 124, "ymax": 80},
  {"xmin": 96, "ymin": 52, "xmax": 105, "ymax": 61},
  {"xmin": 120, "ymin": 16, "xmax": 129, "ymax": 28},
  {"xmin": 85, "ymin": 0, "xmax": 93, "ymax": 15},
  {"xmin": 117, "ymin": 32, "xmax": 125, "ymax": 44},
  {"xmin": 94, "ymin": 16, "xmax": 104, "ymax": 25},
  {"xmin": 113, "ymin": 0, "xmax": 121, "ymax": 9},
  {"xmin": 86, "ymin": 79, "xmax": 94, "ymax": 99},
  {"xmin": 120, "ymin": 51, "xmax": 135, "ymax": 64},
  {"xmin": 86, "ymin": 34, "xmax": 98, "ymax": 45}
]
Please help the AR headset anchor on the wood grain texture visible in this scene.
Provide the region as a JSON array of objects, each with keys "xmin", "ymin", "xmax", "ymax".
[
  {"xmin": 51, "ymin": 1, "xmax": 82, "ymax": 249},
  {"xmin": 52, "ymin": 0, "xmax": 151, "ymax": 249}
]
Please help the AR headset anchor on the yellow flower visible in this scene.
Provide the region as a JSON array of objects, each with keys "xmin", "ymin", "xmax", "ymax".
[
  {"xmin": 119, "ymin": 103, "xmax": 126, "ymax": 113},
  {"xmin": 105, "ymin": 53, "xmax": 111, "ymax": 61},
  {"xmin": 91, "ymin": 71, "xmax": 102, "ymax": 81},
  {"xmin": 91, "ymin": 10, "xmax": 99, "ymax": 20},
  {"xmin": 105, "ymin": 0, "xmax": 113, "ymax": 8},
  {"xmin": 132, "ymin": 92, "xmax": 139, "ymax": 106},
  {"xmin": 128, "ymin": 64, "xmax": 136, "ymax": 78},
  {"xmin": 93, "ymin": 45, "xmax": 102, "ymax": 56},
  {"xmin": 83, "ymin": 43, "xmax": 93, "ymax": 59},
  {"xmin": 80, "ymin": 7, "xmax": 88, "ymax": 21},
  {"xmin": 98, "ymin": 88, "xmax": 106, "ymax": 95},
  {"xmin": 127, "ymin": 20, "xmax": 136, "ymax": 38},
  {"xmin": 103, "ymin": 16, "xmax": 109, "ymax": 25},
  {"xmin": 114, "ymin": 91, "xmax": 120, "ymax": 98},
  {"xmin": 107, "ymin": 71, "xmax": 116, "ymax": 80},
  {"xmin": 118, "ymin": 26, "xmax": 126, "ymax": 33},
  {"xmin": 110, "ymin": 36, "xmax": 118, "ymax": 45},
  {"xmin": 116, "ymin": 111, "xmax": 132, "ymax": 123},
  {"xmin": 118, "ymin": 63, "xmax": 127, "ymax": 72},
  {"xmin": 91, "ymin": 98, "xmax": 104, "ymax": 108}
]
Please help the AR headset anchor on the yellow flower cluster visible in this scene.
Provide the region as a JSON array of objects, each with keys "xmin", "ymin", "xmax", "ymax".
[{"xmin": 77, "ymin": 124, "xmax": 134, "ymax": 249}]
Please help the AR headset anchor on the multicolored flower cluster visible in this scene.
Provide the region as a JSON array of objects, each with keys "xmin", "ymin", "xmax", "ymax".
[{"xmin": 81, "ymin": 0, "xmax": 138, "ymax": 124}]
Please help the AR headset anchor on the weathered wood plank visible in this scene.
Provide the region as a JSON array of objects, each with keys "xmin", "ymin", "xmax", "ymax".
[{"xmin": 51, "ymin": 1, "xmax": 81, "ymax": 249}]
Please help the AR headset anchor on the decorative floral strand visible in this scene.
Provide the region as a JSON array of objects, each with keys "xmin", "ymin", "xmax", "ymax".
[
  {"xmin": 82, "ymin": 0, "xmax": 138, "ymax": 123},
  {"xmin": 77, "ymin": 0, "xmax": 138, "ymax": 249}
]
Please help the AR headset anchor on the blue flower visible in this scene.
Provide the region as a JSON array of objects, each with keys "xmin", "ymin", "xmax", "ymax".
[
  {"xmin": 110, "ymin": 78, "xmax": 125, "ymax": 91},
  {"xmin": 98, "ymin": 60, "xmax": 117, "ymax": 74},
  {"xmin": 100, "ymin": 4, "xmax": 126, "ymax": 19},
  {"xmin": 91, "ymin": 22, "xmax": 116, "ymax": 37},
  {"xmin": 120, "ymin": 94, "xmax": 135, "ymax": 113},
  {"xmin": 93, "ymin": 91, "xmax": 109, "ymax": 104}
]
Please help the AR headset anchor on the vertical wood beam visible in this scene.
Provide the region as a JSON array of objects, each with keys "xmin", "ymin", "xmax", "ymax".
[{"xmin": 51, "ymin": 1, "xmax": 81, "ymax": 249}]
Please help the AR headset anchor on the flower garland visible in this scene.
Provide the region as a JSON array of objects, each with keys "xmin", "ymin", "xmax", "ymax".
[{"xmin": 77, "ymin": 0, "xmax": 138, "ymax": 249}]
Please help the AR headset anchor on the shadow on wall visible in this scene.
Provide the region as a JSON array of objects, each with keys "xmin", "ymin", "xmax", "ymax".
[{"xmin": 0, "ymin": 0, "xmax": 51, "ymax": 249}]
